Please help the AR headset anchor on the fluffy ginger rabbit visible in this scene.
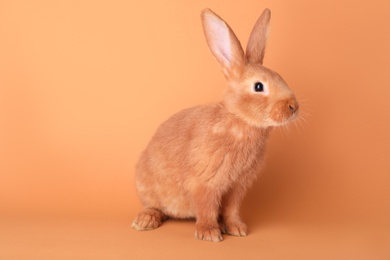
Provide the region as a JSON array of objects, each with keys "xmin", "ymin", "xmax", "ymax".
[{"xmin": 132, "ymin": 8, "xmax": 299, "ymax": 242}]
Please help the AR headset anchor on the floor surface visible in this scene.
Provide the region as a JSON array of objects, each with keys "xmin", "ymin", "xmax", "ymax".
[{"xmin": 1, "ymin": 213, "xmax": 388, "ymax": 260}]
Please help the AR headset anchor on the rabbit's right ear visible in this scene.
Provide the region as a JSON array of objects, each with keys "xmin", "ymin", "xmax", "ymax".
[
  {"xmin": 201, "ymin": 9, "xmax": 245, "ymax": 77},
  {"xmin": 246, "ymin": 9, "xmax": 271, "ymax": 64}
]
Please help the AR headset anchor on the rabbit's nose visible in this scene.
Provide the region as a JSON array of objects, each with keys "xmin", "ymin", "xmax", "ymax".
[{"xmin": 288, "ymin": 99, "xmax": 299, "ymax": 113}]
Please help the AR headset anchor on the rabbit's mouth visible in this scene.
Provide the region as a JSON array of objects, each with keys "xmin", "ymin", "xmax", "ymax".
[{"xmin": 269, "ymin": 98, "xmax": 299, "ymax": 126}]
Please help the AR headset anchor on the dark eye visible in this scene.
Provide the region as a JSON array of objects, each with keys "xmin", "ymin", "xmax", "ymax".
[{"xmin": 254, "ymin": 82, "xmax": 264, "ymax": 92}]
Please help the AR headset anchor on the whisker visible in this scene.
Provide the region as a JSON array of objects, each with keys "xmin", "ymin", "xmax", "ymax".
[
  {"xmin": 295, "ymin": 117, "xmax": 306, "ymax": 135},
  {"xmin": 283, "ymin": 123, "xmax": 293, "ymax": 139}
]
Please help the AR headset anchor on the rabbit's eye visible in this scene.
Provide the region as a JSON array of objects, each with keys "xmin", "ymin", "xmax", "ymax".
[{"xmin": 254, "ymin": 82, "xmax": 264, "ymax": 92}]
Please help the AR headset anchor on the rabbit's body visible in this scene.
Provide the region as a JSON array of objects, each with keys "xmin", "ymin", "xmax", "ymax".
[
  {"xmin": 135, "ymin": 103, "xmax": 270, "ymax": 219},
  {"xmin": 132, "ymin": 8, "xmax": 299, "ymax": 242}
]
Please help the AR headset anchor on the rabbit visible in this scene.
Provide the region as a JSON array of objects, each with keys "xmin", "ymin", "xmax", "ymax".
[{"xmin": 132, "ymin": 8, "xmax": 299, "ymax": 242}]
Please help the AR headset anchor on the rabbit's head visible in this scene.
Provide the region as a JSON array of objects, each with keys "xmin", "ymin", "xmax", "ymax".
[{"xmin": 202, "ymin": 8, "xmax": 299, "ymax": 127}]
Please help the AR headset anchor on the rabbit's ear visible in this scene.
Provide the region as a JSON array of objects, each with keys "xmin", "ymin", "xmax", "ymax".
[
  {"xmin": 201, "ymin": 9, "xmax": 245, "ymax": 77},
  {"xmin": 246, "ymin": 8, "xmax": 271, "ymax": 64}
]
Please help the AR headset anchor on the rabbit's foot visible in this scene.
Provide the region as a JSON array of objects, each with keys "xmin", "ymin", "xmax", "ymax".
[
  {"xmin": 132, "ymin": 208, "xmax": 165, "ymax": 231},
  {"xmin": 194, "ymin": 226, "xmax": 223, "ymax": 242},
  {"xmin": 221, "ymin": 220, "xmax": 247, "ymax": 237}
]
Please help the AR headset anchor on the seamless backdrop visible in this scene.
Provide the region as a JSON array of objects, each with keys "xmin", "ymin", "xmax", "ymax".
[{"xmin": 1, "ymin": 0, "xmax": 390, "ymax": 259}]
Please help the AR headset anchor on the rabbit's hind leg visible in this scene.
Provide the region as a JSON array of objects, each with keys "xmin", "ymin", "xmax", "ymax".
[{"xmin": 132, "ymin": 208, "xmax": 166, "ymax": 231}]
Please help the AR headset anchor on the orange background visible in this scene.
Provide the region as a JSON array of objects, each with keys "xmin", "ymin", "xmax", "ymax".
[{"xmin": 1, "ymin": 0, "xmax": 389, "ymax": 259}]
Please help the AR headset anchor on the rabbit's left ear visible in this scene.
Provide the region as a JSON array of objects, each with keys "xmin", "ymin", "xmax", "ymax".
[
  {"xmin": 246, "ymin": 8, "xmax": 271, "ymax": 64},
  {"xmin": 201, "ymin": 9, "xmax": 245, "ymax": 77}
]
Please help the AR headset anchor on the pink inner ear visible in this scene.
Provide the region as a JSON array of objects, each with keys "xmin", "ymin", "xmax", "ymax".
[{"xmin": 207, "ymin": 16, "xmax": 232, "ymax": 68}]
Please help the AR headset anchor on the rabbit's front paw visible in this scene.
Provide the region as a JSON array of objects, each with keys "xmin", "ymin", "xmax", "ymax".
[
  {"xmin": 222, "ymin": 220, "xmax": 247, "ymax": 237},
  {"xmin": 194, "ymin": 226, "xmax": 223, "ymax": 242},
  {"xmin": 132, "ymin": 208, "xmax": 164, "ymax": 231}
]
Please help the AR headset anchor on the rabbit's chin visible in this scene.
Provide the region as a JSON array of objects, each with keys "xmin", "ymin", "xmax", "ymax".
[
  {"xmin": 238, "ymin": 115, "xmax": 297, "ymax": 129},
  {"xmin": 261, "ymin": 112, "xmax": 299, "ymax": 128}
]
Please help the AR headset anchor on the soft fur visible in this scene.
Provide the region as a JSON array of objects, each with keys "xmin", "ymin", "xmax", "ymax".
[{"xmin": 132, "ymin": 8, "xmax": 299, "ymax": 242}]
